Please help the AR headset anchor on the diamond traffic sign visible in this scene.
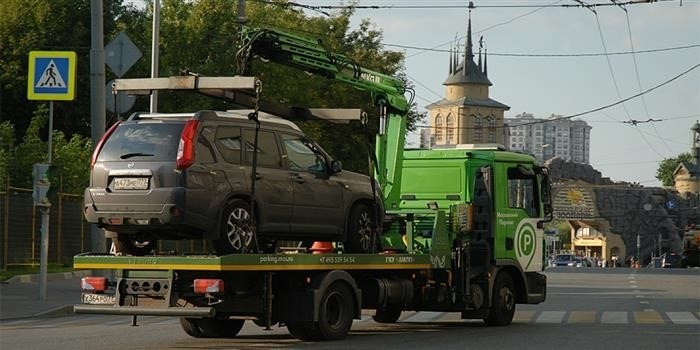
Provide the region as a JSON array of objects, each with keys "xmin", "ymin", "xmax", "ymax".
[
  {"xmin": 27, "ymin": 51, "xmax": 77, "ymax": 101},
  {"xmin": 105, "ymin": 32, "xmax": 142, "ymax": 78}
]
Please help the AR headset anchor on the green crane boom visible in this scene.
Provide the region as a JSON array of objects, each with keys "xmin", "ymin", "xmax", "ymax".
[{"xmin": 237, "ymin": 26, "xmax": 409, "ymax": 209}]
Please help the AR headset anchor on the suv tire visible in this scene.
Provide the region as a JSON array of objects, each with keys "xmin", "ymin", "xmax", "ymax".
[
  {"xmin": 343, "ymin": 203, "xmax": 379, "ymax": 254},
  {"xmin": 214, "ymin": 199, "xmax": 256, "ymax": 255}
]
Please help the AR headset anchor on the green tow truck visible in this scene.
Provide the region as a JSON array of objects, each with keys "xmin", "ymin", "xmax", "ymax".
[{"xmin": 74, "ymin": 27, "xmax": 552, "ymax": 341}]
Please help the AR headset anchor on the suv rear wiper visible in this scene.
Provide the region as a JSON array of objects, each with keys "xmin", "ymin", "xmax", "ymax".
[{"xmin": 120, "ymin": 152, "xmax": 154, "ymax": 159}]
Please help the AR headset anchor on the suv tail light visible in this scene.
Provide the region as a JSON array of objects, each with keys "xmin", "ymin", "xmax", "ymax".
[
  {"xmin": 90, "ymin": 121, "xmax": 121, "ymax": 168},
  {"xmin": 176, "ymin": 120, "xmax": 200, "ymax": 170}
]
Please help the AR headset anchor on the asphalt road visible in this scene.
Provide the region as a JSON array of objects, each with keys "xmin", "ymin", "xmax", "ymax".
[{"xmin": 1, "ymin": 267, "xmax": 698, "ymax": 350}]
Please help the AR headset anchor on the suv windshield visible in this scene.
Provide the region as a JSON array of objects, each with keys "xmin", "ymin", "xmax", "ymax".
[{"xmin": 98, "ymin": 122, "xmax": 184, "ymax": 162}]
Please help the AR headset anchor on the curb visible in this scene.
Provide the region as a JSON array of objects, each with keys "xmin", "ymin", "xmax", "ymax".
[
  {"xmin": 4, "ymin": 270, "xmax": 93, "ymax": 284},
  {"xmin": 0, "ymin": 305, "xmax": 75, "ymax": 322}
]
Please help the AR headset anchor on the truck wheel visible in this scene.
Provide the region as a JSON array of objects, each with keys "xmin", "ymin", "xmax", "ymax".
[
  {"xmin": 317, "ymin": 282, "xmax": 354, "ymax": 340},
  {"xmin": 179, "ymin": 317, "xmax": 205, "ymax": 338},
  {"xmin": 344, "ymin": 203, "xmax": 378, "ymax": 254},
  {"xmin": 286, "ymin": 322, "xmax": 320, "ymax": 341},
  {"xmin": 484, "ymin": 273, "xmax": 516, "ymax": 326},
  {"xmin": 214, "ymin": 200, "xmax": 256, "ymax": 255},
  {"xmin": 372, "ymin": 307, "xmax": 402, "ymax": 323},
  {"xmin": 113, "ymin": 234, "xmax": 155, "ymax": 256},
  {"xmin": 195, "ymin": 318, "xmax": 245, "ymax": 338}
]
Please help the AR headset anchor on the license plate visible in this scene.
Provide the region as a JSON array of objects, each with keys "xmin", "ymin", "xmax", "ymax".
[
  {"xmin": 113, "ymin": 177, "xmax": 149, "ymax": 190},
  {"xmin": 81, "ymin": 293, "xmax": 116, "ymax": 305}
]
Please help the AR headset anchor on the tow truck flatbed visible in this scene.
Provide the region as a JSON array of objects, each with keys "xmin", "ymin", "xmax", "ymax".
[{"xmin": 73, "ymin": 252, "xmax": 441, "ymax": 272}]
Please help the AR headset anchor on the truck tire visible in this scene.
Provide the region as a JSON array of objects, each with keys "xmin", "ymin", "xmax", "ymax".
[
  {"xmin": 484, "ymin": 273, "xmax": 516, "ymax": 326},
  {"xmin": 317, "ymin": 282, "xmax": 354, "ymax": 340},
  {"xmin": 214, "ymin": 199, "xmax": 256, "ymax": 255},
  {"xmin": 113, "ymin": 234, "xmax": 155, "ymax": 256},
  {"xmin": 287, "ymin": 282, "xmax": 354, "ymax": 341},
  {"xmin": 194, "ymin": 318, "xmax": 245, "ymax": 338},
  {"xmin": 179, "ymin": 317, "xmax": 205, "ymax": 338},
  {"xmin": 344, "ymin": 203, "xmax": 378, "ymax": 254},
  {"xmin": 372, "ymin": 307, "xmax": 402, "ymax": 323},
  {"xmin": 286, "ymin": 321, "xmax": 320, "ymax": 341}
]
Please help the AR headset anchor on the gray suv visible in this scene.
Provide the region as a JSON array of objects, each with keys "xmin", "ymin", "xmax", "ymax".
[{"xmin": 84, "ymin": 110, "xmax": 383, "ymax": 255}]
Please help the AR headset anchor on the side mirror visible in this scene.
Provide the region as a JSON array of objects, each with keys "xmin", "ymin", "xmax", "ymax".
[{"xmin": 330, "ymin": 160, "xmax": 342, "ymax": 174}]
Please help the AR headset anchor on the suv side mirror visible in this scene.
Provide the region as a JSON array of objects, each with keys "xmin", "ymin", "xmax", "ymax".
[{"xmin": 330, "ymin": 160, "xmax": 342, "ymax": 174}]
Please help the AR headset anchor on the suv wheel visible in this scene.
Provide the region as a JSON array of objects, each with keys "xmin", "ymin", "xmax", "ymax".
[
  {"xmin": 343, "ymin": 203, "xmax": 379, "ymax": 254},
  {"xmin": 214, "ymin": 199, "xmax": 256, "ymax": 255},
  {"xmin": 113, "ymin": 234, "xmax": 155, "ymax": 256}
]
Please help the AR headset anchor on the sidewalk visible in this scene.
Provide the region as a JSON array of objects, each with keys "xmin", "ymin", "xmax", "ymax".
[{"xmin": 0, "ymin": 270, "xmax": 92, "ymax": 321}]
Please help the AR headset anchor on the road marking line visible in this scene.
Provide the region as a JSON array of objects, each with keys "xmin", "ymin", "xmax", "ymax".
[
  {"xmin": 535, "ymin": 311, "xmax": 566, "ymax": 323},
  {"xmin": 634, "ymin": 311, "xmax": 664, "ymax": 324},
  {"xmin": 601, "ymin": 311, "xmax": 628, "ymax": 324},
  {"xmin": 567, "ymin": 311, "xmax": 596, "ymax": 323},
  {"xmin": 639, "ymin": 301, "xmax": 650, "ymax": 304},
  {"xmin": 513, "ymin": 310, "xmax": 536, "ymax": 323},
  {"xmin": 666, "ymin": 312, "xmax": 700, "ymax": 325}
]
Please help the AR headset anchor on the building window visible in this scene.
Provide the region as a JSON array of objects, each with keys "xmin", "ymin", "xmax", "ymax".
[
  {"xmin": 474, "ymin": 115, "xmax": 483, "ymax": 128},
  {"xmin": 486, "ymin": 115, "xmax": 496, "ymax": 128},
  {"xmin": 446, "ymin": 114, "xmax": 455, "ymax": 144},
  {"xmin": 435, "ymin": 115, "xmax": 444, "ymax": 142}
]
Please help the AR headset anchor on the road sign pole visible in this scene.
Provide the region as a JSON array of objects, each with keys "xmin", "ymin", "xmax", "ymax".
[{"xmin": 39, "ymin": 205, "xmax": 50, "ymax": 300}]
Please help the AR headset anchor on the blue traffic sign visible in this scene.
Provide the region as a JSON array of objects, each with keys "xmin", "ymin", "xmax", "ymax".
[{"xmin": 27, "ymin": 51, "xmax": 77, "ymax": 101}]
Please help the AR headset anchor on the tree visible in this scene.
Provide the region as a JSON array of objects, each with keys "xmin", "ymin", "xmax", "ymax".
[
  {"xmin": 0, "ymin": 0, "xmax": 134, "ymax": 137},
  {"xmin": 656, "ymin": 153, "xmax": 692, "ymax": 186}
]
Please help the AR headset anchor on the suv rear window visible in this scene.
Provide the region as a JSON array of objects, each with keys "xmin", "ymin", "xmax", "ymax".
[{"xmin": 97, "ymin": 122, "xmax": 184, "ymax": 162}]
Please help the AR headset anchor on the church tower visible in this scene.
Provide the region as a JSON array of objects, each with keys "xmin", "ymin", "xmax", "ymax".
[
  {"xmin": 425, "ymin": 12, "xmax": 510, "ymax": 147},
  {"xmin": 673, "ymin": 121, "xmax": 700, "ymax": 195}
]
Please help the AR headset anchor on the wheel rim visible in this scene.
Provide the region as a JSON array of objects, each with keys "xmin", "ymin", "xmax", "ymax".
[
  {"xmin": 226, "ymin": 207, "xmax": 254, "ymax": 251},
  {"xmin": 356, "ymin": 209, "xmax": 373, "ymax": 251},
  {"xmin": 325, "ymin": 291, "xmax": 344, "ymax": 327},
  {"xmin": 499, "ymin": 285, "xmax": 515, "ymax": 313}
]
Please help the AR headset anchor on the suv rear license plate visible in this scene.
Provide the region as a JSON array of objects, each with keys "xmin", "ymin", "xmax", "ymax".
[
  {"xmin": 113, "ymin": 177, "xmax": 149, "ymax": 190},
  {"xmin": 81, "ymin": 293, "xmax": 116, "ymax": 305}
]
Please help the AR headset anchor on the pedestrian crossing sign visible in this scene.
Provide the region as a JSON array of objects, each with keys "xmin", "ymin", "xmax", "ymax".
[{"xmin": 27, "ymin": 51, "xmax": 77, "ymax": 101}]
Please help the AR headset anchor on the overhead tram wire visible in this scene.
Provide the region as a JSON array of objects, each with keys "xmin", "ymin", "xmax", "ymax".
[
  {"xmin": 283, "ymin": 1, "xmax": 682, "ymax": 10},
  {"xmin": 412, "ymin": 63, "xmax": 700, "ymax": 131},
  {"xmin": 583, "ymin": 2, "xmax": 667, "ymax": 159},
  {"xmin": 404, "ymin": 0, "xmax": 566, "ymax": 59},
  {"xmin": 386, "ymin": 43, "xmax": 700, "ymax": 56},
  {"xmin": 617, "ymin": 3, "xmax": 677, "ymax": 153}
]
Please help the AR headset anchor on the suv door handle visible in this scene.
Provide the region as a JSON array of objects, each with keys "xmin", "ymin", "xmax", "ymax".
[{"xmin": 292, "ymin": 174, "xmax": 305, "ymax": 183}]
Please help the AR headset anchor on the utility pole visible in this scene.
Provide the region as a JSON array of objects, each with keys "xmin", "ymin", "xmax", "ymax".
[
  {"xmin": 90, "ymin": 0, "xmax": 106, "ymax": 254},
  {"xmin": 149, "ymin": 0, "xmax": 161, "ymax": 113},
  {"xmin": 237, "ymin": 0, "xmax": 247, "ymax": 30}
]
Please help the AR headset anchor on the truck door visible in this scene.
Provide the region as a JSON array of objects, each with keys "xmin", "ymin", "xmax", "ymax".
[
  {"xmin": 494, "ymin": 164, "xmax": 543, "ymax": 271},
  {"xmin": 281, "ymin": 134, "xmax": 343, "ymax": 236}
]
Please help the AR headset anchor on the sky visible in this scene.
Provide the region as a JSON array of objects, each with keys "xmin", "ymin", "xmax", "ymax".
[{"xmin": 326, "ymin": 0, "xmax": 700, "ymax": 187}]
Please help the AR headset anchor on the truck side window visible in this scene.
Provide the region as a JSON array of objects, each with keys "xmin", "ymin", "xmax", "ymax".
[
  {"xmin": 507, "ymin": 166, "xmax": 539, "ymax": 217},
  {"xmin": 281, "ymin": 134, "xmax": 326, "ymax": 173}
]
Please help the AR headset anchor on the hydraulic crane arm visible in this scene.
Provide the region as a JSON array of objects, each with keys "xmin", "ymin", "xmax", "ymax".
[{"xmin": 237, "ymin": 26, "xmax": 409, "ymax": 208}]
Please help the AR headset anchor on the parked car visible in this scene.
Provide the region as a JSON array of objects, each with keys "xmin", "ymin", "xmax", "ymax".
[
  {"xmin": 84, "ymin": 110, "xmax": 383, "ymax": 256},
  {"xmin": 554, "ymin": 254, "xmax": 580, "ymax": 267},
  {"xmin": 663, "ymin": 253, "xmax": 683, "ymax": 268}
]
